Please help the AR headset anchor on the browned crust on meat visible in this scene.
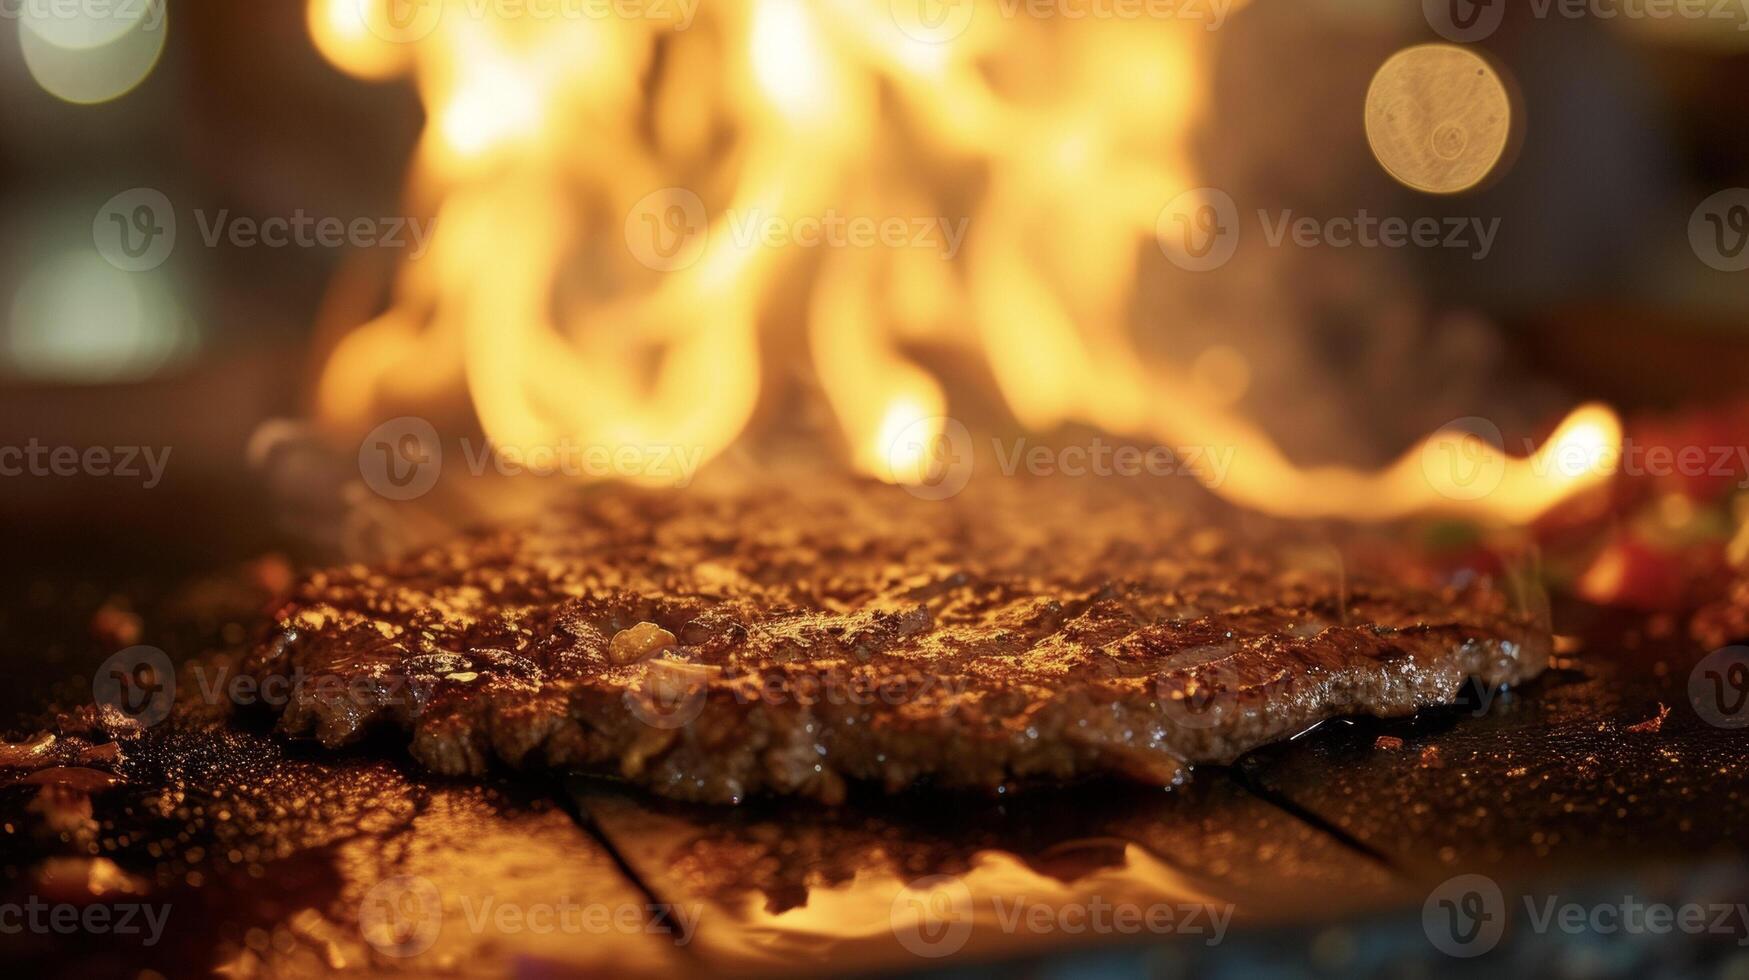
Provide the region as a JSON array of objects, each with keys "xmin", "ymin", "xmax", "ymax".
[{"xmin": 245, "ymin": 479, "xmax": 1548, "ymax": 804}]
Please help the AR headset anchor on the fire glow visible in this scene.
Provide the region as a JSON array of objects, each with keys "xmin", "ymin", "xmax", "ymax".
[{"xmin": 306, "ymin": 0, "xmax": 1621, "ymax": 523}]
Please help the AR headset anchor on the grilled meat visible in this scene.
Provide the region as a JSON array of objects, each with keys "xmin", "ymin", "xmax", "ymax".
[{"xmin": 245, "ymin": 479, "xmax": 1547, "ymax": 804}]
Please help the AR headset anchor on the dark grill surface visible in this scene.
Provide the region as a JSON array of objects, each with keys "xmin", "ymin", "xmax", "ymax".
[{"xmin": 2, "ymin": 500, "xmax": 1747, "ymax": 978}]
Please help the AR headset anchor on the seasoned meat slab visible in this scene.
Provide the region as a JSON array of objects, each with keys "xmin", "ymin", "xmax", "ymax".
[{"xmin": 245, "ymin": 479, "xmax": 1548, "ymax": 804}]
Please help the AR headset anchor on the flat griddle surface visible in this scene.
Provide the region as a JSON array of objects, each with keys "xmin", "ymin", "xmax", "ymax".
[{"xmin": 2, "ymin": 523, "xmax": 1746, "ymax": 977}]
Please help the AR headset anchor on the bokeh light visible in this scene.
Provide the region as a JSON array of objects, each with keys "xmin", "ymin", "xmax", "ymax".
[
  {"xmin": 1365, "ymin": 44, "xmax": 1513, "ymax": 196},
  {"xmin": 20, "ymin": 0, "xmax": 162, "ymax": 51},
  {"xmin": 19, "ymin": 4, "xmax": 168, "ymax": 105},
  {"xmin": 7, "ymin": 250, "xmax": 198, "ymax": 383}
]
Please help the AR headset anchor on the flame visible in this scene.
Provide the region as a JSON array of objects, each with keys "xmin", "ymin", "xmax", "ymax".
[{"xmin": 308, "ymin": 1, "xmax": 1619, "ymax": 523}]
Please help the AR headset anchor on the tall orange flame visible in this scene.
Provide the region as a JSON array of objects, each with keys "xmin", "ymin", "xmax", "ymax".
[{"xmin": 307, "ymin": 0, "xmax": 1620, "ymax": 523}]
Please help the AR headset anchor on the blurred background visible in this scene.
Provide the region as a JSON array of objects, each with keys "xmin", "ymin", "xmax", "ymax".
[{"xmin": 0, "ymin": 0, "xmax": 1747, "ymax": 559}]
